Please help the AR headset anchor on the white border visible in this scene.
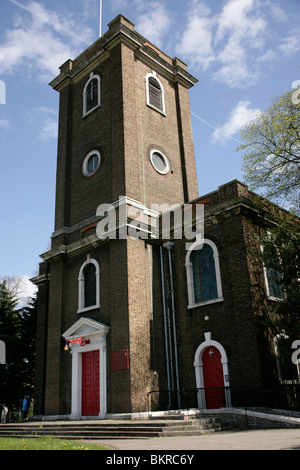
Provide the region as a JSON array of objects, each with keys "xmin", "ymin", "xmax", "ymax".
[
  {"xmin": 82, "ymin": 150, "xmax": 101, "ymax": 177},
  {"xmin": 146, "ymin": 71, "xmax": 166, "ymax": 115},
  {"xmin": 150, "ymin": 149, "xmax": 170, "ymax": 175},
  {"xmin": 83, "ymin": 72, "xmax": 101, "ymax": 117},
  {"xmin": 77, "ymin": 256, "xmax": 100, "ymax": 313},
  {"xmin": 185, "ymin": 236, "xmax": 223, "ymax": 308},
  {"xmin": 194, "ymin": 332, "xmax": 231, "ymax": 409},
  {"xmin": 63, "ymin": 318, "xmax": 110, "ymax": 420}
]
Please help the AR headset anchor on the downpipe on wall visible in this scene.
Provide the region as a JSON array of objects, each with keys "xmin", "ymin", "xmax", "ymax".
[{"xmin": 164, "ymin": 241, "xmax": 181, "ymax": 409}]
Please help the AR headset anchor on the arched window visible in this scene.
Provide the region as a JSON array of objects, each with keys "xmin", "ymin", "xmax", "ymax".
[
  {"xmin": 260, "ymin": 241, "xmax": 285, "ymax": 300},
  {"xmin": 83, "ymin": 263, "xmax": 96, "ymax": 308},
  {"xmin": 191, "ymin": 244, "xmax": 218, "ymax": 304},
  {"xmin": 78, "ymin": 257, "xmax": 100, "ymax": 313},
  {"xmin": 83, "ymin": 72, "xmax": 101, "ymax": 117},
  {"xmin": 186, "ymin": 237, "xmax": 223, "ymax": 307},
  {"xmin": 146, "ymin": 72, "xmax": 165, "ymax": 114}
]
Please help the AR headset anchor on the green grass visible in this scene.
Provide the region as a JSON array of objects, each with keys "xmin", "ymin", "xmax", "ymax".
[{"xmin": 0, "ymin": 436, "xmax": 109, "ymax": 451}]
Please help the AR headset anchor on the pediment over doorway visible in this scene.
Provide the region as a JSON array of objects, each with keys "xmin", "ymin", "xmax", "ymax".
[{"xmin": 62, "ymin": 317, "xmax": 110, "ymax": 340}]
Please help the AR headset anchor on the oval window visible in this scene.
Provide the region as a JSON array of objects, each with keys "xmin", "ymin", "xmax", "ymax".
[
  {"xmin": 82, "ymin": 150, "xmax": 101, "ymax": 177},
  {"xmin": 150, "ymin": 149, "xmax": 170, "ymax": 175}
]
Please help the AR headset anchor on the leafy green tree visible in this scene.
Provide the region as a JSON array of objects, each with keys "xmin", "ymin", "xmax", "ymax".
[
  {"xmin": 259, "ymin": 221, "xmax": 300, "ymax": 341},
  {"xmin": 0, "ymin": 281, "xmax": 36, "ymax": 417},
  {"xmin": 239, "ymin": 89, "xmax": 300, "ymax": 215}
]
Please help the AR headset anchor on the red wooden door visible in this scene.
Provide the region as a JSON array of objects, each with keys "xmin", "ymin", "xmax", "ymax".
[
  {"xmin": 82, "ymin": 350, "xmax": 100, "ymax": 416},
  {"xmin": 203, "ymin": 347, "xmax": 225, "ymax": 409}
]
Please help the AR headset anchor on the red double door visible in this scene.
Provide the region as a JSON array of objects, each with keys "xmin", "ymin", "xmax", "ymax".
[
  {"xmin": 203, "ymin": 346, "xmax": 226, "ymax": 409},
  {"xmin": 82, "ymin": 351, "xmax": 100, "ymax": 416}
]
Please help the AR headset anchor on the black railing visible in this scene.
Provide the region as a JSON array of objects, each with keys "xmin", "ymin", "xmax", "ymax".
[{"xmin": 147, "ymin": 385, "xmax": 300, "ymax": 414}]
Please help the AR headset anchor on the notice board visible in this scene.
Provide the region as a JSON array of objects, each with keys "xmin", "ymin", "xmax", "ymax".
[{"xmin": 112, "ymin": 349, "xmax": 129, "ymax": 371}]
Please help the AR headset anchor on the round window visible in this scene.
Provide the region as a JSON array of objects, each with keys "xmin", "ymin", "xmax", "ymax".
[
  {"xmin": 150, "ymin": 150, "xmax": 170, "ymax": 175},
  {"xmin": 82, "ymin": 150, "xmax": 101, "ymax": 177}
]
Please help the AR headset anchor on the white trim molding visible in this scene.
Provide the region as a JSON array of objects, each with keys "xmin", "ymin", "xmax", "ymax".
[
  {"xmin": 194, "ymin": 332, "xmax": 231, "ymax": 409},
  {"xmin": 63, "ymin": 317, "xmax": 110, "ymax": 420},
  {"xmin": 83, "ymin": 72, "xmax": 101, "ymax": 117},
  {"xmin": 78, "ymin": 256, "xmax": 100, "ymax": 314},
  {"xmin": 185, "ymin": 236, "xmax": 223, "ymax": 308},
  {"xmin": 145, "ymin": 71, "xmax": 166, "ymax": 115}
]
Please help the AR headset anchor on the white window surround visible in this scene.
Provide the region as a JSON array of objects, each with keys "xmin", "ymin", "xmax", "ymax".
[
  {"xmin": 185, "ymin": 236, "xmax": 223, "ymax": 309},
  {"xmin": 260, "ymin": 244, "xmax": 285, "ymax": 301},
  {"xmin": 83, "ymin": 72, "xmax": 101, "ymax": 117},
  {"xmin": 78, "ymin": 256, "xmax": 100, "ymax": 314},
  {"xmin": 194, "ymin": 332, "xmax": 231, "ymax": 409},
  {"xmin": 150, "ymin": 149, "xmax": 170, "ymax": 175},
  {"xmin": 145, "ymin": 71, "xmax": 166, "ymax": 115},
  {"xmin": 62, "ymin": 317, "xmax": 110, "ymax": 420},
  {"xmin": 82, "ymin": 150, "xmax": 101, "ymax": 177}
]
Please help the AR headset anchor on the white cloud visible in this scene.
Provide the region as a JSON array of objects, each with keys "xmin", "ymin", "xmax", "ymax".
[
  {"xmin": 279, "ymin": 28, "xmax": 300, "ymax": 57},
  {"xmin": 135, "ymin": 2, "xmax": 173, "ymax": 48},
  {"xmin": 216, "ymin": 0, "xmax": 266, "ymax": 44},
  {"xmin": 212, "ymin": 99, "xmax": 260, "ymax": 144},
  {"xmin": 0, "ymin": 118, "xmax": 10, "ymax": 130},
  {"xmin": 16, "ymin": 275, "xmax": 37, "ymax": 307},
  {"xmin": 0, "ymin": 1, "xmax": 94, "ymax": 80},
  {"xmin": 31, "ymin": 107, "xmax": 58, "ymax": 142},
  {"xmin": 176, "ymin": 1, "xmax": 215, "ymax": 71},
  {"xmin": 176, "ymin": 14, "xmax": 215, "ymax": 71},
  {"xmin": 176, "ymin": 0, "xmax": 295, "ymax": 88},
  {"xmin": 39, "ymin": 119, "xmax": 58, "ymax": 142},
  {"xmin": 110, "ymin": 0, "xmax": 129, "ymax": 11},
  {"xmin": 0, "ymin": 273, "xmax": 37, "ymax": 307}
]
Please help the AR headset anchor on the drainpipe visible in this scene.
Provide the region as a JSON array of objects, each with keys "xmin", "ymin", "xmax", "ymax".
[
  {"xmin": 160, "ymin": 245, "xmax": 172, "ymax": 410},
  {"xmin": 167, "ymin": 307, "xmax": 175, "ymax": 392},
  {"xmin": 164, "ymin": 241, "xmax": 181, "ymax": 409}
]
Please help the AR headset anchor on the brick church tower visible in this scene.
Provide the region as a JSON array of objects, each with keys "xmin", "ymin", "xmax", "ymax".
[{"xmin": 33, "ymin": 15, "xmax": 198, "ymax": 418}]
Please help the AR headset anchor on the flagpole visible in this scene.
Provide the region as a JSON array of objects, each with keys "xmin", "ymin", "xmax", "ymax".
[{"xmin": 99, "ymin": 0, "xmax": 103, "ymax": 37}]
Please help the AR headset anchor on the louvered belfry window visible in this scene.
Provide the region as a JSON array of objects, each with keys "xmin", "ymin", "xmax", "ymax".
[{"xmin": 148, "ymin": 76, "xmax": 163, "ymax": 111}]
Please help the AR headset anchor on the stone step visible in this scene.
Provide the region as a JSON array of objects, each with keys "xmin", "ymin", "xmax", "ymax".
[{"xmin": 0, "ymin": 417, "xmax": 228, "ymax": 440}]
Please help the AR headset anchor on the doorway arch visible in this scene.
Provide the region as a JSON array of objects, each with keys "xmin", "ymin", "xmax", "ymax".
[{"xmin": 194, "ymin": 332, "xmax": 231, "ymax": 409}]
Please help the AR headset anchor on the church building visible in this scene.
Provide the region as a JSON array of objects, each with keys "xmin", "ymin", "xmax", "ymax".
[{"xmin": 32, "ymin": 15, "xmax": 299, "ymax": 420}]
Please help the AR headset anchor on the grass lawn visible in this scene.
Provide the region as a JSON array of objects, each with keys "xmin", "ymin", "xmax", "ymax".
[{"xmin": 0, "ymin": 436, "xmax": 109, "ymax": 451}]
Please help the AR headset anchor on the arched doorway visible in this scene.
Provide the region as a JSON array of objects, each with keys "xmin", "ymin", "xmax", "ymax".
[{"xmin": 194, "ymin": 332, "xmax": 231, "ymax": 409}]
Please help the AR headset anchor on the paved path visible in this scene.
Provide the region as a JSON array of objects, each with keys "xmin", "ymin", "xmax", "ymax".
[{"xmin": 95, "ymin": 428, "xmax": 300, "ymax": 451}]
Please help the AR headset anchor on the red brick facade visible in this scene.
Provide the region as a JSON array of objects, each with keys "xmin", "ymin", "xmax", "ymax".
[{"xmin": 32, "ymin": 15, "xmax": 297, "ymax": 418}]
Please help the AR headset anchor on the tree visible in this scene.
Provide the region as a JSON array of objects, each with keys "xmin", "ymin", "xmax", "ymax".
[
  {"xmin": 238, "ymin": 89, "xmax": 300, "ymax": 215},
  {"xmin": 0, "ymin": 281, "xmax": 37, "ymax": 417},
  {"xmin": 259, "ymin": 220, "xmax": 300, "ymax": 341}
]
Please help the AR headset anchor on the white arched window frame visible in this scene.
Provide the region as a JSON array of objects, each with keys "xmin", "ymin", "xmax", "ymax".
[
  {"xmin": 185, "ymin": 236, "xmax": 223, "ymax": 308},
  {"xmin": 146, "ymin": 71, "xmax": 166, "ymax": 115},
  {"xmin": 83, "ymin": 72, "xmax": 101, "ymax": 117},
  {"xmin": 78, "ymin": 256, "xmax": 100, "ymax": 313}
]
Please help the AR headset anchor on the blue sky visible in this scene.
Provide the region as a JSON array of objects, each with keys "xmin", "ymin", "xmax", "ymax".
[{"xmin": 0, "ymin": 0, "xmax": 299, "ymax": 298}]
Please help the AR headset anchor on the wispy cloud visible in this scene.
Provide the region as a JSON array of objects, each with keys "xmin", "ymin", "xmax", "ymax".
[
  {"xmin": 211, "ymin": 99, "xmax": 260, "ymax": 145},
  {"xmin": 176, "ymin": 0, "xmax": 299, "ymax": 88},
  {"xmin": 30, "ymin": 106, "xmax": 58, "ymax": 142},
  {"xmin": 1, "ymin": 1, "xmax": 94, "ymax": 80},
  {"xmin": 135, "ymin": 2, "xmax": 173, "ymax": 48},
  {"xmin": 0, "ymin": 117, "xmax": 10, "ymax": 130}
]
